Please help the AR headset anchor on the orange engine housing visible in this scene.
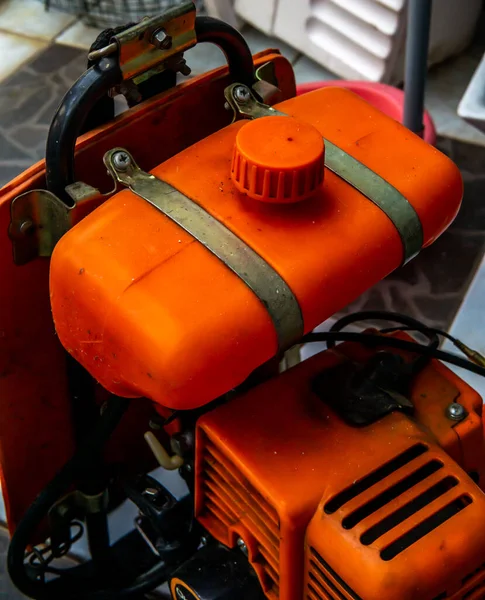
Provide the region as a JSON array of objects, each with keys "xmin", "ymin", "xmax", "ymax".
[
  {"xmin": 49, "ymin": 86, "xmax": 462, "ymax": 411},
  {"xmin": 195, "ymin": 339, "xmax": 485, "ymax": 600}
]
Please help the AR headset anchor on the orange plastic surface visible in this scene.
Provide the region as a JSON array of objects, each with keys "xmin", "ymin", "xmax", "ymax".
[
  {"xmin": 231, "ymin": 116, "xmax": 325, "ymax": 203},
  {"xmin": 50, "ymin": 87, "xmax": 463, "ymax": 410},
  {"xmin": 1, "ymin": 50, "xmax": 295, "ymax": 533},
  {"xmin": 195, "ymin": 340, "xmax": 485, "ymax": 600}
]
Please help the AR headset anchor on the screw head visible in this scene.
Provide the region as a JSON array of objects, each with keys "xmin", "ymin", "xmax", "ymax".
[
  {"xmin": 446, "ymin": 402, "xmax": 466, "ymax": 421},
  {"xmin": 112, "ymin": 151, "xmax": 131, "ymax": 171},
  {"xmin": 237, "ymin": 537, "xmax": 248, "ymax": 555},
  {"xmin": 152, "ymin": 28, "xmax": 172, "ymax": 50},
  {"xmin": 234, "ymin": 85, "xmax": 251, "ymax": 104}
]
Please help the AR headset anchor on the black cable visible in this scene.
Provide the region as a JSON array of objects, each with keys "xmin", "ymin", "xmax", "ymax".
[
  {"xmin": 7, "ymin": 396, "xmax": 130, "ymax": 600},
  {"xmin": 326, "ymin": 311, "xmax": 440, "ymax": 348},
  {"xmin": 303, "ymin": 330, "xmax": 485, "ymax": 378},
  {"xmin": 380, "ymin": 324, "xmax": 460, "ymax": 345},
  {"xmin": 326, "ymin": 310, "xmax": 441, "ymax": 374}
]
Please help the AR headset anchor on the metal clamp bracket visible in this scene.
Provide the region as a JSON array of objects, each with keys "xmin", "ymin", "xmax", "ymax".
[
  {"xmin": 224, "ymin": 84, "xmax": 424, "ymax": 264},
  {"xmin": 88, "ymin": 2, "xmax": 197, "ymax": 83},
  {"xmin": 8, "ymin": 183, "xmax": 101, "ymax": 265}
]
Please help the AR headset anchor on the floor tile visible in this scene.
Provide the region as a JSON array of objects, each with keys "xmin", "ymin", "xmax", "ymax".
[
  {"xmin": 0, "ymin": 44, "xmax": 85, "ymax": 185},
  {"xmin": 0, "ymin": 0, "xmax": 75, "ymax": 42},
  {"xmin": 56, "ymin": 20, "xmax": 105, "ymax": 50},
  {"xmin": 28, "ymin": 42, "xmax": 85, "ymax": 74},
  {"xmin": 0, "ymin": 31, "xmax": 47, "ymax": 82},
  {"xmin": 292, "ymin": 54, "xmax": 339, "ymax": 84}
]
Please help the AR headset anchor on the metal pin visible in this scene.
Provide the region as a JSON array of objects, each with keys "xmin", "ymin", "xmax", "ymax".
[{"xmin": 88, "ymin": 42, "xmax": 118, "ymax": 63}]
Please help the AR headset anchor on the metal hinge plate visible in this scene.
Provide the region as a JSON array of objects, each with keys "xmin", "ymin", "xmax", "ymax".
[{"xmin": 9, "ymin": 182, "xmax": 101, "ymax": 265}]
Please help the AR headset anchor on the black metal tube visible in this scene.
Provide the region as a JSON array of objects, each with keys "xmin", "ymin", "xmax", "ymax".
[
  {"xmin": 403, "ymin": 0, "xmax": 433, "ymax": 135},
  {"xmin": 194, "ymin": 16, "xmax": 255, "ymax": 87},
  {"xmin": 45, "ymin": 57, "xmax": 122, "ymax": 203},
  {"xmin": 86, "ymin": 510, "xmax": 111, "ymax": 568}
]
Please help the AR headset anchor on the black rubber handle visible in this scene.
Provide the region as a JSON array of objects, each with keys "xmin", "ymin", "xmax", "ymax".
[
  {"xmin": 194, "ymin": 16, "xmax": 255, "ymax": 87},
  {"xmin": 45, "ymin": 17, "xmax": 255, "ymax": 203},
  {"xmin": 45, "ymin": 57, "xmax": 122, "ymax": 204}
]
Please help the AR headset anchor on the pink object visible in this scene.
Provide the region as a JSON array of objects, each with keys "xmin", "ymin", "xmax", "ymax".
[{"xmin": 296, "ymin": 81, "xmax": 437, "ymax": 146}]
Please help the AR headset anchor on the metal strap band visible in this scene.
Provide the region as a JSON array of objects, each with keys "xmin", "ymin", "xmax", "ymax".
[
  {"xmin": 225, "ymin": 84, "xmax": 424, "ymax": 264},
  {"xmin": 323, "ymin": 140, "xmax": 423, "ymax": 263},
  {"xmin": 104, "ymin": 148, "xmax": 304, "ymax": 351}
]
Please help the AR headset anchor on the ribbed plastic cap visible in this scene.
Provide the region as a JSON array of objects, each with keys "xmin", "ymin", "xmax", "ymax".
[{"xmin": 231, "ymin": 116, "xmax": 325, "ymax": 203}]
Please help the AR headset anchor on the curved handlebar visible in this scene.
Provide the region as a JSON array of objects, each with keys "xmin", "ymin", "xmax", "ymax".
[{"xmin": 45, "ymin": 17, "xmax": 255, "ymax": 202}]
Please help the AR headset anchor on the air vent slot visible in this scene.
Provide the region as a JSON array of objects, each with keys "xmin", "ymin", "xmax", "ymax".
[
  {"xmin": 380, "ymin": 494, "xmax": 472, "ymax": 561},
  {"xmin": 308, "ymin": 547, "xmax": 362, "ymax": 600},
  {"xmin": 342, "ymin": 459, "xmax": 444, "ymax": 529},
  {"xmin": 360, "ymin": 475, "xmax": 458, "ymax": 544},
  {"xmin": 325, "ymin": 443, "xmax": 428, "ymax": 514},
  {"xmin": 199, "ymin": 432, "xmax": 280, "ymax": 599}
]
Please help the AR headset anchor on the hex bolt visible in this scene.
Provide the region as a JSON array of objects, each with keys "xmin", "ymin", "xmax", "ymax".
[
  {"xmin": 233, "ymin": 85, "xmax": 251, "ymax": 104},
  {"xmin": 446, "ymin": 402, "xmax": 466, "ymax": 421},
  {"xmin": 112, "ymin": 151, "xmax": 131, "ymax": 171},
  {"xmin": 152, "ymin": 28, "xmax": 172, "ymax": 50}
]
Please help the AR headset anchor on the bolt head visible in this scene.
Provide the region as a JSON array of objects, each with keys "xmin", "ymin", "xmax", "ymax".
[
  {"xmin": 112, "ymin": 151, "xmax": 131, "ymax": 171},
  {"xmin": 234, "ymin": 85, "xmax": 251, "ymax": 104},
  {"xmin": 170, "ymin": 431, "xmax": 194, "ymax": 457},
  {"xmin": 446, "ymin": 402, "xmax": 466, "ymax": 421},
  {"xmin": 152, "ymin": 29, "xmax": 172, "ymax": 50},
  {"xmin": 237, "ymin": 537, "xmax": 248, "ymax": 555},
  {"xmin": 178, "ymin": 60, "xmax": 191, "ymax": 77},
  {"xmin": 19, "ymin": 219, "xmax": 34, "ymax": 235},
  {"xmin": 143, "ymin": 487, "xmax": 160, "ymax": 501}
]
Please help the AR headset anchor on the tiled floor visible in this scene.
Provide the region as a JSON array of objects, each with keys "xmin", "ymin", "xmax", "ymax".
[{"xmin": 1, "ymin": 2, "xmax": 485, "ymax": 598}]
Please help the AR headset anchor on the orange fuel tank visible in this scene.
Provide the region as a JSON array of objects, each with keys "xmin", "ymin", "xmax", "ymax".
[{"xmin": 50, "ymin": 87, "xmax": 463, "ymax": 410}]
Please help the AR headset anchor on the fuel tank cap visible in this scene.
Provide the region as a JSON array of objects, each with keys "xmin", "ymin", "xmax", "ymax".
[{"xmin": 231, "ymin": 115, "xmax": 325, "ymax": 204}]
